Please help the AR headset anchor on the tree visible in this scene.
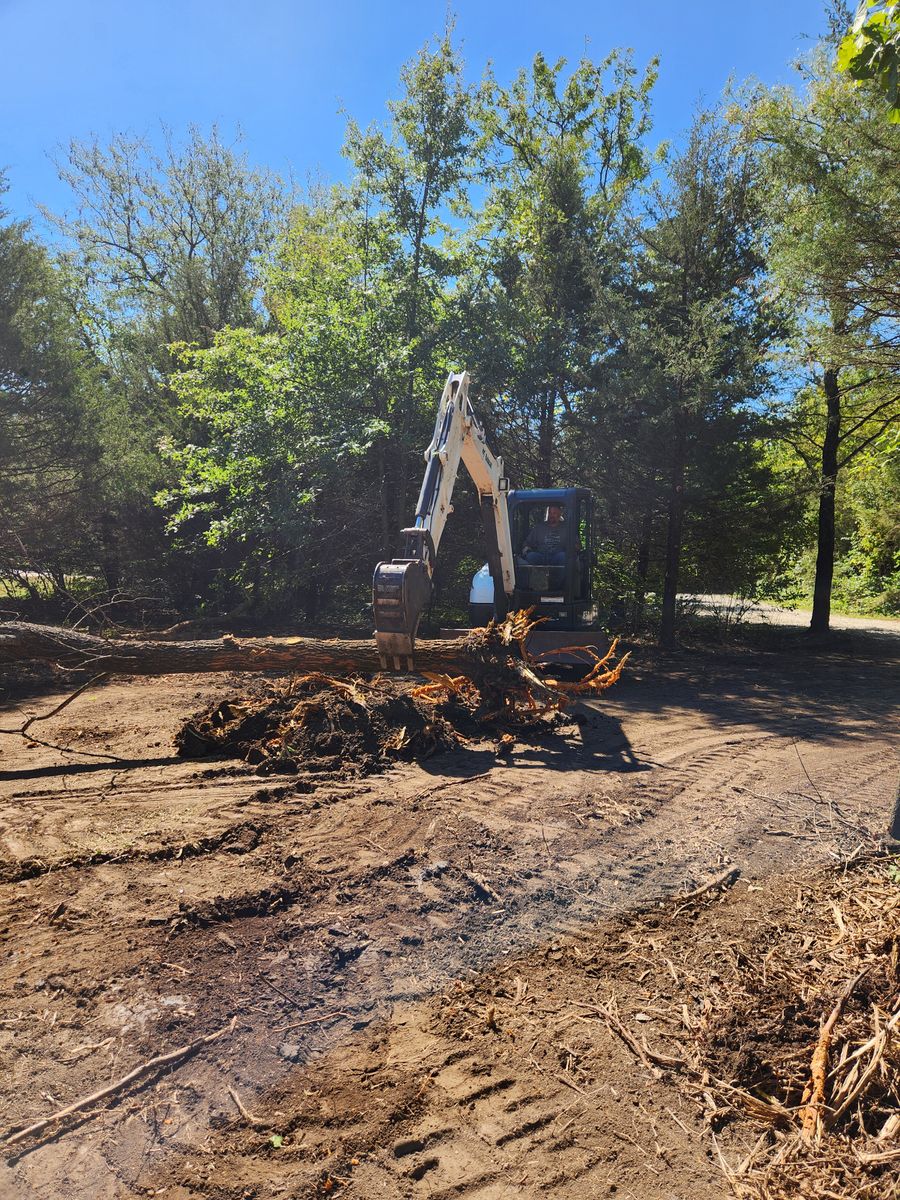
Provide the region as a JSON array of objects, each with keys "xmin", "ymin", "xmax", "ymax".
[
  {"xmin": 163, "ymin": 192, "xmax": 392, "ymax": 619},
  {"xmin": 838, "ymin": 0, "xmax": 900, "ymax": 122},
  {"xmin": 47, "ymin": 125, "xmax": 287, "ymax": 450},
  {"xmin": 42, "ymin": 127, "xmax": 290, "ymax": 605},
  {"xmin": 162, "ymin": 32, "xmax": 485, "ymax": 617},
  {"xmin": 463, "ymin": 51, "xmax": 656, "ymax": 487},
  {"xmin": 592, "ymin": 115, "xmax": 785, "ymax": 647},
  {"xmin": 343, "ymin": 28, "xmax": 476, "ymax": 539},
  {"xmin": 819, "ymin": 426, "xmax": 900, "ymax": 613},
  {"xmin": 751, "ymin": 53, "xmax": 900, "ymax": 632},
  {"xmin": 0, "ymin": 173, "xmax": 112, "ymax": 601}
]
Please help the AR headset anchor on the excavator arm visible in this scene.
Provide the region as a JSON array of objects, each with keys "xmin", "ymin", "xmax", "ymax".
[{"xmin": 372, "ymin": 371, "xmax": 515, "ymax": 669}]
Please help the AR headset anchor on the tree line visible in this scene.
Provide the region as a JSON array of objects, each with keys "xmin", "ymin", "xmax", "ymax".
[{"xmin": 1, "ymin": 18, "xmax": 898, "ymax": 643}]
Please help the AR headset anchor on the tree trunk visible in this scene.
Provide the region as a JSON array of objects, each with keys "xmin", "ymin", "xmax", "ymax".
[
  {"xmin": 659, "ymin": 423, "xmax": 687, "ymax": 649},
  {"xmin": 810, "ymin": 367, "xmax": 841, "ymax": 636},
  {"xmin": 99, "ymin": 513, "xmax": 121, "ymax": 595},
  {"xmin": 0, "ymin": 621, "xmax": 534, "ymax": 689},
  {"xmin": 633, "ymin": 510, "xmax": 653, "ymax": 627},
  {"xmin": 538, "ymin": 393, "xmax": 554, "ymax": 487}
]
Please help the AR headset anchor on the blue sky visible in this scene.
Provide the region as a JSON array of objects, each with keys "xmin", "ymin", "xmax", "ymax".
[{"xmin": 1, "ymin": 0, "xmax": 829, "ymax": 229}]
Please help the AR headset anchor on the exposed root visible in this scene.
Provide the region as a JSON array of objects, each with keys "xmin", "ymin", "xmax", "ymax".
[
  {"xmin": 177, "ymin": 611, "xmax": 629, "ymax": 773},
  {"xmin": 610, "ymin": 854, "xmax": 900, "ymax": 1199},
  {"xmin": 419, "ymin": 609, "xmax": 629, "ymax": 720}
]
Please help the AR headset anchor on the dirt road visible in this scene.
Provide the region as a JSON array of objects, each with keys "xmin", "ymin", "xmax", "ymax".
[
  {"xmin": 686, "ymin": 593, "xmax": 900, "ymax": 636},
  {"xmin": 1, "ymin": 633, "xmax": 897, "ymax": 1198}
]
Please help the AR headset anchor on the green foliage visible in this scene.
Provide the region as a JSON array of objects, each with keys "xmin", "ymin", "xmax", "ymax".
[
  {"xmin": 342, "ymin": 28, "xmax": 477, "ymax": 534},
  {"xmin": 796, "ymin": 432, "xmax": 900, "ymax": 614},
  {"xmin": 3, "ymin": 24, "xmax": 895, "ymax": 638},
  {"xmin": 465, "ymin": 49, "xmax": 657, "ymax": 485},
  {"xmin": 838, "ymin": 1, "xmax": 900, "ymax": 121},
  {"xmin": 0, "ymin": 174, "xmax": 121, "ymax": 598},
  {"xmin": 47, "ymin": 126, "xmax": 287, "ymax": 459},
  {"xmin": 162, "ymin": 203, "xmax": 386, "ymax": 617},
  {"xmin": 748, "ymin": 56, "xmax": 900, "ymax": 627}
]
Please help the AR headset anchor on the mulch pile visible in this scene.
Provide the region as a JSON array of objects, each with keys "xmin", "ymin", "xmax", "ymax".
[{"xmin": 621, "ymin": 854, "xmax": 900, "ymax": 1199}]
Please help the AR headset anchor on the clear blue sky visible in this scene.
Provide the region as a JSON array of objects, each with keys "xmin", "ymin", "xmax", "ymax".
[{"xmin": 1, "ymin": 0, "xmax": 829, "ymax": 229}]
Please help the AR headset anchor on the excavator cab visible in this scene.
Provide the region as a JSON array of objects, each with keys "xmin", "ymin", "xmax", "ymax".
[{"xmin": 470, "ymin": 488, "xmax": 599, "ymax": 631}]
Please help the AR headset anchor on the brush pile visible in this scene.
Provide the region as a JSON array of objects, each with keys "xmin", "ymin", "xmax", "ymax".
[
  {"xmin": 175, "ymin": 612, "xmax": 628, "ymax": 775},
  {"xmin": 636, "ymin": 856, "xmax": 900, "ymax": 1198},
  {"xmin": 176, "ymin": 672, "xmax": 472, "ymax": 776}
]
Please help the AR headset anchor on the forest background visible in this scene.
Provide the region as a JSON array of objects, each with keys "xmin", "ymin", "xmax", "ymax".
[{"xmin": 1, "ymin": 1, "xmax": 898, "ymax": 644}]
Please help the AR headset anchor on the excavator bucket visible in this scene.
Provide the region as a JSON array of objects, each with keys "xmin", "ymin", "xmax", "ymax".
[{"xmin": 372, "ymin": 558, "xmax": 432, "ymax": 670}]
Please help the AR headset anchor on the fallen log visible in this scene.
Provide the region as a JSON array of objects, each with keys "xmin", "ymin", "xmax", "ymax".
[
  {"xmin": 0, "ymin": 616, "xmax": 627, "ymax": 724},
  {"xmin": 0, "ymin": 620, "xmax": 491, "ymax": 679}
]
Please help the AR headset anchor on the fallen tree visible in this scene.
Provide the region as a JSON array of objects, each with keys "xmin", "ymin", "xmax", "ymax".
[
  {"xmin": 0, "ymin": 619, "xmax": 482, "ymax": 678},
  {"xmin": 0, "ymin": 614, "xmax": 628, "ymax": 719}
]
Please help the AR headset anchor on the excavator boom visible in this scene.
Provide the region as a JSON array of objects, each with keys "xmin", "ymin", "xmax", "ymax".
[{"xmin": 373, "ymin": 372, "xmax": 514, "ymax": 669}]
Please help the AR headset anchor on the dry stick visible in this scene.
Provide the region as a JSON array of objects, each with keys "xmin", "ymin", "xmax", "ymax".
[
  {"xmin": 674, "ymin": 866, "xmax": 740, "ymax": 913},
  {"xmin": 227, "ymin": 1086, "xmax": 265, "ymax": 1128},
  {"xmin": 2, "ymin": 1018, "xmax": 235, "ymax": 1148},
  {"xmin": 799, "ymin": 971, "xmax": 866, "ymax": 1142},
  {"xmin": 0, "ymin": 672, "xmax": 108, "ymax": 736},
  {"xmin": 0, "ymin": 671, "xmax": 125, "ymax": 763},
  {"xmin": 577, "ymin": 1002, "xmax": 688, "ymax": 1072},
  {"xmin": 791, "ymin": 738, "xmax": 826, "ymax": 806},
  {"xmin": 827, "ymin": 1004, "xmax": 900, "ymax": 1126}
]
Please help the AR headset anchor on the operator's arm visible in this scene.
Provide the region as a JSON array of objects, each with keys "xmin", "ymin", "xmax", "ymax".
[{"xmin": 523, "ymin": 523, "xmax": 544, "ymax": 552}]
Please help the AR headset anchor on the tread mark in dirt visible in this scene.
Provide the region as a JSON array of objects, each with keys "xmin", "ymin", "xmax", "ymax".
[
  {"xmin": 368, "ymin": 1050, "xmax": 606, "ymax": 1198},
  {"xmin": 0, "ymin": 818, "xmax": 264, "ymax": 884}
]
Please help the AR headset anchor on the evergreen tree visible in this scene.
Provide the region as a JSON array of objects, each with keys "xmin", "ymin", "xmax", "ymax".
[{"xmin": 751, "ymin": 52, "xmax": 900, "ymax": 632}]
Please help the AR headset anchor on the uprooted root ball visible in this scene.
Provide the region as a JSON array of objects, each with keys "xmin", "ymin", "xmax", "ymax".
[
  {"xmin": 176, "ymin": 672, "xmax": 477, "ymax": 777},
  {"xmin": 175, "ymin": 617, "xmax": 629, "ymax": 777}
]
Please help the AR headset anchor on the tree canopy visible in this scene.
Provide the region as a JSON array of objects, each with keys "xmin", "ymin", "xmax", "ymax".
[{"xmin": 1, "ymin": 23, "xmax": 897, "ymax": 637}]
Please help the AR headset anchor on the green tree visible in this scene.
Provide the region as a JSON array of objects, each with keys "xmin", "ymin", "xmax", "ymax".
[
  {"xmin": 43, "ymin": 126, "xmax": 290, "ymax": 602},
  {"xmin": 835, "ymin": 430, "xmax": 900, "ymax": 612},
  {"xmin": 464, "ymin": 50, "xmax": 656, "ymax": 486},
  {"xmin": 161, "ymin": 33, "xmax": 479, "ymax": 616},
  {"xmin": 838, "ymin": 0, "xmax": 900, "ymax": 121},
  {"xmin": 592, "ymin": 114, "xmax": 788, "ymax": 645},
  {"xmin": 48, "ymin": 124, "xmax": 287, "ymax": 460},
  {"xmin": 342, "ymin": 28, "xmax": 476, "ymax": 540},
  {"xmin": 0, "ymin": 173, "xmax": 134, "ymax": 603},
  {"xmin": 751, "ymin": 52, "xmax": 900, "ymax": 632},
  {"xmin": 163, "ymin": 192, "xmax": 392, "ymax": 618}
]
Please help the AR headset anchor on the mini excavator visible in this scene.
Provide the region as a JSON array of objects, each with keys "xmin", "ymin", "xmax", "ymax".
[{"xmin": 372, "ymin": 371, "xmax": 603, "ymax": 670}]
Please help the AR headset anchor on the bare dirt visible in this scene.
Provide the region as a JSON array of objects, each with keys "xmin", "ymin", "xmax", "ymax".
[{"xmin": 0, "ymin": 630, "xmax": 898, "ymax": 1199}]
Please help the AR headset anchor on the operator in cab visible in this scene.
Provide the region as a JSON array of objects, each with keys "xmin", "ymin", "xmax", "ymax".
[{"xmin": 522, "ymin": 503, "xmax": 566, "ymax": 566}]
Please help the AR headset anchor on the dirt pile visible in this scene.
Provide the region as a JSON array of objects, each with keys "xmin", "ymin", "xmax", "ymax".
[{"xmin": 175, "ymin": 672, "xmax": 480, "ymax": 776}]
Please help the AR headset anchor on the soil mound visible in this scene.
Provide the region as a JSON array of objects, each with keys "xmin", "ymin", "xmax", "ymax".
[{"xmin": 175, "ymin": 673, "xmax": 476, "ymax": 776}]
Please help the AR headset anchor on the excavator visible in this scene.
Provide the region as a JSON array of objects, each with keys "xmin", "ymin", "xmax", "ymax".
[{"xmin": 372, "ymin": 371, "xmax": 603, "ymax": 669}]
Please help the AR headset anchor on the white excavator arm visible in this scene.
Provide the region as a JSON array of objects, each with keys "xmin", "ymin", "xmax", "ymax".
[{"xmin": 373, "ymin": 371, "xmax": 515, "ymax": 668}]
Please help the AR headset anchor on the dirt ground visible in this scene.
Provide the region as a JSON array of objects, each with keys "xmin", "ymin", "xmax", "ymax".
[{"xmin": 1, "ymin": 629, "xmax": 898, "ymax": 1199}]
